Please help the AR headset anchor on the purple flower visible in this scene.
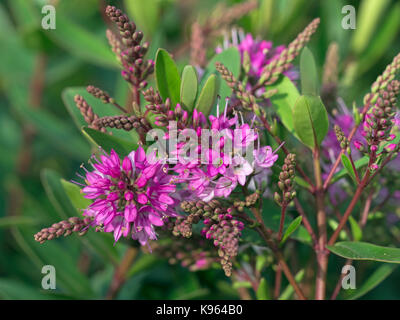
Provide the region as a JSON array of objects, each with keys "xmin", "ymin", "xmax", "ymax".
[
  {"xmin": 77, "ymin": 147, "xmax": 178, "ymax": 245},
  {"xmin": 216, "ymin": 31, "xmax": 298, "ymax": 81}
]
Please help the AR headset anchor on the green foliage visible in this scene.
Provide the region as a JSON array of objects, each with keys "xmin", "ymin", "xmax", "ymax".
[
  {"xmin": 280, "ymin": 216, "xmax": 303, "ymax": 245},
  {"xmin": 180, "ymin": 65, "xmax": 198, "ymax": 111},
  {"xmin": 155, "ymin": 48, "xmax": 181, "ymax": 107},
  {"xmin": 292, "ymin": 95, "xmax": 329, "ymax": 149},
  {"xmin": 269, "ymin": 75, "xmax": 300, "ymax": 137},
  {"xmin": 327, "ymin": 242, "xmax": 400, "ymax": 263},
  {"xmin": 300, "ymin": 47, "xmax": 319, "ymax": 95},
  {"xmin": 194, "ymin": 74, "xmax": 219, "ymax": 117}
]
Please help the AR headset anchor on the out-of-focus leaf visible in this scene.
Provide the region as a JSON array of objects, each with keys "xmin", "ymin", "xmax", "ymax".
[
  {"xmin": 269, "ymin": 76, "xmax": 300, "ymax": 137},
  {"xmin": 357, "ymin": 2, "xmax": 400, "ymax": 73},
  {"xmin": 345, "ymin": 264, "xmax": 397, "ymax": 300},
  {"xmin": 127, "ymin": 254, "xmax": 159, "ymax": 277},
  {"xmin": 327, "ymin": 241, "xmax": 400, "ymax": 263},
  {"xmin": 256, "ymin": 278, "xmax": 270, "ymax": 300},
  {"xmin": 292, "ymin": 95, "xmax": 329, "ymax": 149},
  {"xmin": 351, "ymin": 0, "xmax": 391, "ymax": 54},
  {"xmin": 61, "ymin": 180, "xmax": 119, "ymax": 264},
  {"xmin": 194, "ymin": 74, "xmax": 218, "ymax": 117},
  {"xmin": 279, "ymin": 269, "xmax": 304, "ymax": 300},
  {"xmin": 47, "ymin": 14, "xmax": 117, "ymax": 68},
  {"xmin": 13, "ymin": 103, "xmax": 89, "ymax": 160},
  {"xmin": 349, "ymin": 216, "xmax": 362, "ymax": 242},
  {"xmin": 180, "ymin": 65, "xmax": 198, "ymax": 111},
  {"xmin": 300, "ymin": 47, "xmax": 319, "ymax": 95},
  {"xmin": 200, "ymin": 47, "xmax": 240, "ymax": 111},
  {"xmin": 41, "ymin": 169, "xmax": 77, "ymax": 220},
  {"xmin": 0, "ymin": 216, "xmax": 37, "ymax": 228},
  {"xmin": 82, "ymin": 127, "xmax": 138, "ymax": 157},
  {"xmin": 0, "ymin": 279, "xmax": 47, "ymax": 299},
  {"xmin": 155, "ymin": 48, "xmax": 181, "ymax": 107},
  {"xmin": 280, "ymin": 216, "xmax": 303, "ymax": 245},
  {"xmin": 124, "ymin": 0, "xmax": 160, "ymax": 36}
]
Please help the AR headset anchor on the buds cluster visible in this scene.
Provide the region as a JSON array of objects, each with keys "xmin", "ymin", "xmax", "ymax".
[
  {"xmin": 178, "ymin": 200, "xmax": 244, "ymax": 276},
  {"xmin": 363, "ymin": 53, "xmax": 400, "ymax": 106},
  {"xmin": 74, "ymin": 95, "xmax": 106, "ymax": 133},
  {"xmin": 34, "ymin": 217, "xmax": 92, "ymax": 244},
  {"xmin": 86, "ymin": 85, "xmax": 113, "ymax": 104},
  {"xmin": 94, "ymin": 115, "xmax": 151, "ymax": 135},
  {"xmin": 143, "ymin": 88, "xmax": 193, "ymax": 129},
  {"xmin": 258, "ymin": 18, "xmax": 320, "ymax": 86},
  {"xmin": 147, "ymin": 236, "xmax": 217, "ymax": 272},
  {"xmin": 233, "ymin": 192, "xmax": 260, "ymax": 212},
  {"xmin": 215, "ymin": 62, "xmax": 256, "ymax": 110},
  {"xmin": 274, "ymin": 154, "xmax": 296, "ymax": 206},
  {"xmin": 334, "ymin": 125, "xmax": 349, "ymax": 151},
  {"xmin": 361, "ymin": 80, "xmax": 400, "ymax": 153},
  {"xmin": 105, "ymin": 5, "xmax": 154, "ymax": 88}
]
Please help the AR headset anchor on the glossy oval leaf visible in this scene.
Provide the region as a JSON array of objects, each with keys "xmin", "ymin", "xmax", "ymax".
[
  {"xmin": 180, "ymin": 65, "xmax": 198, "ymax": 111},
  {"xmin": 194, "ymin": 74, "xmax": 218, "ymax": 117},
  {"xmin": 155, "ymin": 48, "xmax": 181, "ymax": 107},
  {"xmin": 327, "ymin": 241, "xmax": 400, "ymax": 263},
  {"xmin": 292, "ymin": 94, "xmax": 329, "ymax": 149},
  {"xmin": 300, "ymin": 47, "xmax": 318, "ymax": 95}
]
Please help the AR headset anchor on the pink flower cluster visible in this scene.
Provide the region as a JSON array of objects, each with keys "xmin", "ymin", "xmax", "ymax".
[
  {"xmin": 171, "ymin": 101, "xmax": 279, "ymax": 202},
  {"xmin": 77, "ymin": 147, "xmax": 177, "ymax": 245}
]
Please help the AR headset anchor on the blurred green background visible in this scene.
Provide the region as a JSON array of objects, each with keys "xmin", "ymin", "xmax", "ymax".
[{"xmin": 0, "ymin": 0, "xmax": 400, "ymax": 299}]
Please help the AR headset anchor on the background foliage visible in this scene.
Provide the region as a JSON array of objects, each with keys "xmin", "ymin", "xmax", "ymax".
[{"xmin": 1, "ymin": 0, "xmax": 400, "ymax": 299}]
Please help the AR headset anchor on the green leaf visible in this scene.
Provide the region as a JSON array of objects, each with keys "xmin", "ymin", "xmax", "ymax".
[
  {"xmin": 180, "ymin": 65, "xmax": 198, "ymax": 111},
  {"xmin": 351, "ymin": 0, "xmax": 391, "ymax": 54},
  {"xmin": 294, "ymin": 176, "xmax": 312, "ymax": 190},
  {"xmin": 232, "ymin": 281, "xmax": 252, "ymax": 289},
  {"xmin": 47, "ymin": 14, "xmax": 117, "ymax": 68},
  {"xmin": 82, "ymin": 127, "xmax": 138, "ymax": 157},
  {"xmin": 279, "ymin": 269, "xmax": 305, "ymax": 300},
  {"xmin": 155, "ymin": 48, "xmax": 181, "ymax": 107},
  {"xmin": 13, "ymin": 103, "xmax": 88, "ymax": 160},
  {"xmin": 331, "ymin": 156, "xmax": 369, "ymax": 184},
  {"xmin": 200, "ymin": 47, "xmax": 240, "ymax": 113},
  {"xmin": 194, "ymin": 74, "xmax": 219, "ymax": 117},
  {"xmin": 345, "ymin": 264, "xmax": 397, "ymax": 300},
  {"xmin": 60, "ymin": 179, "xmax": 91, "ymax": 210},
  {"xmin": 0, "ymin": 279, "xmax": 47, "ymax": 299},
  {"xmin": 280, "ymin": 216, "xmax": 303, "ymax": 245},
  {"xmin": 292, "ymin": 95, "xmax": 329, "ymax": 149},
  {"xmin": 256, "ymin": 278, "xmax": 270, "ymax": 300},
  {"xmin": 357, "ymin": 3, "xmax": 400, "ymax": 73},
  {"xmin": 0, "ymin": 216, "xmax": 37, "ymax": 228},
  {"xmin": 124, "ymin": 0, "xmax": 159, "ymax": 36},
  {"xmin": 341, "ymin": 154, "xmax": 357, "ymax": 182},
  {"xmin": 269, "ymin": 75, "xmax": 300, "ymax": 136},
  {"xmin": 300, "ymin": 47, "xmax": 318, "ymax": 95},
  {"xmin": 327, "ymin": 241, "xmax": 400, "ymax": 263},
  {"xmin": 348, "ymin": 216, "xmax": 362, "ymax": 241},
  {"xmin": 41, "ymin": 169, "xmax": 77, "ymax": 220},
  {"xmin": 60, "ymin": 180, "xmax": 119, "ymax": 264}
]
